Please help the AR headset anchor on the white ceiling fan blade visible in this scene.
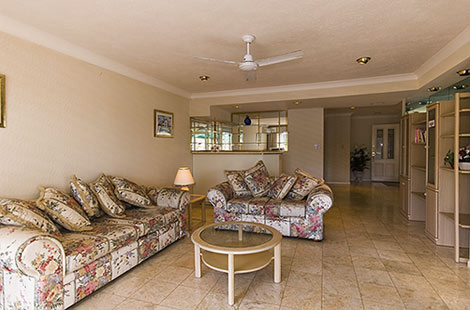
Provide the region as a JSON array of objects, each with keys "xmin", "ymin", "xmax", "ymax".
[
  {"xmin": 256, "ymin": 50, "xmax": 304, "ymax": 67},
  {"xmin": 193, "ymin": 56, "xmax": 239, "ymax": 65},
  {"xmin": 243, "ymin": 70, "xmax": 257, "ymax": 82}
]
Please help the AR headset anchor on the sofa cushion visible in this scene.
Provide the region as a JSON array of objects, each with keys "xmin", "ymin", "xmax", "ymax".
[
  {"xmin": 70, "ymin": 175, "xmax": 102, "ymax": 218},
  {"xmin": 90, "ymin": 174, "xmax": 126, "ymax": 218},
  {"xmin": 267, "ymin": 175, "xmax": 297, "ymax": 200},
  {"xmin": 243, "ymin": 161, "xmax": 271, "ymax": 197},
  {"xmin": 58, "ymin": 222, "xmax": 139, "ymax": 273},
  {"xmin": 0, "ymin": 198, "xmax": 60, "ymax": 235},
  {"xmin": 286, "ymin": 168, "xmax": 324, "ymax": 200},
  {"xmin": 108, "ymin": 176, "xmax": 153, "ymax": 208},
  {"xmin": 265, "ymin": 199, "xmax": 305, "ymax": 218},
  {"xmin": 96, "ymin": 206, "xmax": 179, "ymax": 237},
  {"xmin": 225, "ymin": 170, "xmax": 252, "ymax": 197},
  {"xmin": 36, "ymin": 187, "xmax": 92, "ymax": 232},
  {"xmin": 226, "ymin": 197, "xmax": 269, "ymax": 215}
]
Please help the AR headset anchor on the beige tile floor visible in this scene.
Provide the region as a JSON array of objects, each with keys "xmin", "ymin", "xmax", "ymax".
[{"xmin": 70, "ymin": 183, "xmax": 470, "ymax": 310}]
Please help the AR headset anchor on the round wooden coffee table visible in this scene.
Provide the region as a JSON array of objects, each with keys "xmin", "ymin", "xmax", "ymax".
[{"xmin": 191, "ymin": 221, "xmax": 282, "ymax": 305}]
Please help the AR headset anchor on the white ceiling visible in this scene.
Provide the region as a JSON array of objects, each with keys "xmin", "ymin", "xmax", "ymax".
[{"xmin": 0, "ymin": 0, "xmax": 469, "ymax": 96}]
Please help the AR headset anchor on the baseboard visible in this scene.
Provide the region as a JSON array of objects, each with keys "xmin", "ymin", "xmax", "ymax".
[{"xmin": 327, "ymin": 181, "xmax": 351, "ymax": 185}]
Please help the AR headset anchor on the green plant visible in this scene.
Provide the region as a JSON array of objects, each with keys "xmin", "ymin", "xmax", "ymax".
[
  {"xmin": 350, "ymin": 146, "xmax": 371, "ymax": 172},
  {"xmin": 444, "ymin": 150, "xmax": 454, "ymax": 168}
]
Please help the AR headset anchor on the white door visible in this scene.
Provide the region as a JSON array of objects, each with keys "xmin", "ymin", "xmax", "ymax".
[{"xmin": 371, "ymin": 124, "xmax": 399, "ymax": 182}]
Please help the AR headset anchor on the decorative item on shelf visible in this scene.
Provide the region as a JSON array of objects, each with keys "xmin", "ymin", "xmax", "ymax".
[
  {"xmin": 350, "ymin": 145, "xmax": 371, "ymax": 182},
  {"xmin": 211, "ymin": 144, "xmax": 220, "ymax": 152},
  {"xmin": 154, "ymin": 109, "xmax": 174, "ymax": 138},
  {"xmin": 444, "ymin": 150, "xmax": 454, "ymax": 169},
  {"xmin": 174, "ymin": 167, "xmax": 195, "ymax": 191},
  {"xmin": 459, "ymin": 145, "xmax": 470, "ymax": 170},
  {"xmin": 244, "ymin": 115, "xmax": 252, "ymax": 126},
  {"xmin": 415, "ymin": 129, "xmax": 426, "ymax": 144},
  {"xmin": 0, "ymin": 74, "xmax": 5, "ymax": 128}
]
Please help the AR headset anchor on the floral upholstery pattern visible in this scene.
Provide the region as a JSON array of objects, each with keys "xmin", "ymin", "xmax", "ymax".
[
  {"xmin": 36, "ymin": 187, "xmax": 92, "ymax": 232},
  {"xmin": 0, "ymin": 184, "xmax": 187, "ymax": 310},
  {"xmin": 90, "ymin": 174, "xmax": 126, "ymax": 218},
  {"xmin": 0, "ymin": 198, "xmax": 60, "ymax": 235},
  {"xmin": 243, "ymin": 161, "xmax": 271, "ymax": 197},
  {"xmin": 267, "ymin": 175, "xmax": 297, "ymax": 200},
  {"xmin": 155, "ymin": 188, "xmax": 190, "ymax": 214},
  {"xmin": 108, "ymin": 176, "xmax": 153, "ymax": 208},
  {"xmin": 209, "ymin": 181, "xmax": 333, "ymax": 240},
  {"xmin": 286, "ymin": 168, "xmax": 324, "ymax": 200},
  {"xmin": 225, "ymin": 170, "xmax": 252, "ymax": 197},
  {"xmin": 70, "ymin": 175, "xmax": 102, "ymax": 218}
]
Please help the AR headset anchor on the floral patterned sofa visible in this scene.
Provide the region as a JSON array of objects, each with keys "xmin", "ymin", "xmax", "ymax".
[
  {"xmin": 207, "ymin": 162, "xmax": 333, "ymax": 240},
  {"xmin": 0, "ymin": 185, "xmax": 188, "ymax": 310}
]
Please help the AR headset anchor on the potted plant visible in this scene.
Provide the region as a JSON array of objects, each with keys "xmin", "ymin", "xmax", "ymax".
[
  {"xmin": 444, "ymin": 146, "xmax": 470, "ymax": 170},
  {"xmin": 350, "ymin": 145, "xmax": 371, "ymax": 182},
  {"xmin": 459, "ymin": 145, "xmax": 470, "ymax": 170}
]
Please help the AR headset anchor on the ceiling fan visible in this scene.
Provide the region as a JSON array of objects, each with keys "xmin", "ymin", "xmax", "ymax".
[{"xmin": 194, "ymin": 34, "xmax": 304, "ymax": 81}]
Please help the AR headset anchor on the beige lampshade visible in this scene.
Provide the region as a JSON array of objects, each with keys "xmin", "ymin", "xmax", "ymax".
[{"xmin": 174, "ymin": 167, "xmax": 195, "ymax": 186}]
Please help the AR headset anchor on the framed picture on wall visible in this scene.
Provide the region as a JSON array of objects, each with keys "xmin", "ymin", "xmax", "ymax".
[
  {"xmin": 0, "ymin": 74, "xmax": 5, "ymax": 128},
  {"xmin": 154, "ymin": 109, "xmax": 174, "ymax": 138}
]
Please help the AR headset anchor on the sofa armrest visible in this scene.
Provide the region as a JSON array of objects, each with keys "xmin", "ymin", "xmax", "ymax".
[
  {"xmin": 0, "ymin": 226, "xmax": 65, "ymax": 278},
  {"xmin": 306, "ymin": 184, "xmax": 334, "ymax": 216},
  {"xmin": 207, "ymin": 182, "xmax": 234, "ymax": 209},
  {"xmin": 152, "ymin": 188, "xmax": 190, "ymax": 214}
]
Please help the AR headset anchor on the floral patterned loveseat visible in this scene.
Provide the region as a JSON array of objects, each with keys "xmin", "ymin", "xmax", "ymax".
[
  {"xmin": 207, "ymin": 162, "xmax": 333, "ymax": 240},
  {"xmin": 0, "ymin": 186, "xmax": 188, "ymax": 310}
]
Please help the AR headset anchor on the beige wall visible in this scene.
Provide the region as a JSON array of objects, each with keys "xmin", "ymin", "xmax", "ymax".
[
  {"xmin": 324, "ymin": 113, "xmax": 351, "ymax": 184},
  {"xmin": 350, "ymin": 115, "xmax": 400, "ymax": 181},
  {"xmin": 192, "ymin": 154, "xmax": 281, "ymax": 194},
  {"xmin": 282, "ymin": 108, "xmax": 324, "ymax": 177},
  {"xmin": 0, "ymin": 32, "xmax": 191, "ymax": 199}
]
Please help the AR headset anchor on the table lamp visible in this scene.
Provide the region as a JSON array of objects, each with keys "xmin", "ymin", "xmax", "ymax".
[{"xmin": 174, "ymin": 167, "xmax": 195, "ymax": 191}]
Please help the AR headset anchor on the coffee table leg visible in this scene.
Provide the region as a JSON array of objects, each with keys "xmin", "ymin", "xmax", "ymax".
[
  {"xmin": 228, "ymin": 253, "xmax": 234, "ymax": 305},
  {"xmin": 274, "ymin": 244, "xmax": 281, "ymax": 283},
  {"xmin": 194, "ymin": 244, "xmax": 201, "ymax": 278}
]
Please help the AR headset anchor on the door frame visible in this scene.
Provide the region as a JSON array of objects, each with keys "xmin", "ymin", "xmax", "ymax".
[{"xmin": 371, "ymin": 123, "xmax": 400, "ymax": 182}]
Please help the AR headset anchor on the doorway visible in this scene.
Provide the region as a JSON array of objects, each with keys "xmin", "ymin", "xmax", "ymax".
[{"xmin": 371, "ymin": 124, "xmax": 399, "ymax": 182}]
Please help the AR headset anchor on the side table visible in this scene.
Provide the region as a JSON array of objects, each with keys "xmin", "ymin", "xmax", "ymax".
[{"xmin": 187, "ymin": 194, "xmax": 206, "ymax": 231}]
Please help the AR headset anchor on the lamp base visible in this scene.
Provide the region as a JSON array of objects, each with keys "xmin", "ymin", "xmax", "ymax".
[{"xmin": 180, "ymin": 186, "xmax": 190, "ymax": 191}]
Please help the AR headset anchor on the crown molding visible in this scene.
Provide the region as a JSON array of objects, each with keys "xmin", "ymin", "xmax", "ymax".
[
  {"xmin": 190, "ymin": 73, "xmax": 417, "ymax": 99},
  {"xmin": 415, "ymin": 25, "xmax": 470, "ymax": 79},
  {"xmin": 0, "ymin": 14, "xmax": 191, "ymax": 99}
]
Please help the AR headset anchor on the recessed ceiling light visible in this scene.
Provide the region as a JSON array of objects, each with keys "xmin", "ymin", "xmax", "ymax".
[
  {"xmin": 453, "ymin": 84, "xmax": 468, "ymax": 90},
  {"xmin": 419, "ymin": 101, "xmax": 426, "ymax": 105},
  {"xmin": 234, "ymin": 105, "xmax": 240, "ymax": 109},
  {"xmin": 350, "ymin": 106, "xmax": 356, "ymax": 110},
  {"xmin": 199, "ymin": 75, "xmax": 210, "ymax": 81},
  {"xmin": 356, "ymin": 57, "xmax": 371, "ymax": 65},
  {"xmin": 293, "ymin": 101, "xmax": 301, "ymax": 105},
  {"xmin": 457, "ymin": 69, "xmax": 470, "ymax": 76},
  {"xmin": 428, "ymin": 87, "xmax": 441, "ymax": 92}
]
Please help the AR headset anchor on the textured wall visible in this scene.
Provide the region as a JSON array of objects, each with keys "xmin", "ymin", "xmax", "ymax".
[
  {"xmin": 324, "ymin": 113, "xmax": 351, "ymax": 183},
  {"xmin": 0, "ymin": 32, "xmax": 191, "ymax": 199},
  {"xmin": 282, "ymin": 108, "xmax": 324, "ymax": 178}
]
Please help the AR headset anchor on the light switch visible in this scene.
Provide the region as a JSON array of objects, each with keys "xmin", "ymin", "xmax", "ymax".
[{"xmin": 314, "ymin": 144, "xmax": 321, "ymax": 150}]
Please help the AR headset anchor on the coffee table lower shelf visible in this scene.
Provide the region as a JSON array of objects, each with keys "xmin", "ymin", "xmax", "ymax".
[{"xmin": 201, "ymin": 250, "xmax": 273, "ymax": 274}]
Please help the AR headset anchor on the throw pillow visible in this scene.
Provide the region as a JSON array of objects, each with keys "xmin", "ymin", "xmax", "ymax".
[
  {"xmin": 146, "ymin": 186, "xmax": 161, "ymax": 205},
  {"xmin": 108, "ymin": 176, "xmax": 153, "ymax": 208},
  {"xmin": 286, "ymin": 168, "xmax": 325, "ymax": 200},
  {"xmin": 243, "ymin": 161, "xmax": 271, "ymax": 197},
  {"xmin": 225, "ymin": 170, "xmax": 252, "ymax": 197},
  {"xmin": 267, "ymin": 174, "xmax": 298, "ymax": 200},
  {"xmin": 70, "ymin": 175, "xmax": 102, "ymax": 218},
  {"xmin": 36, "ymin": 187, "xmax": 92, "ymax": 231},
  {"xmin": 90, "ymin": 174, "xmax": 126, "ymax": 218},
  {"xmin": 0, "ymin": 198, "xmax": 60, "ymax": 235}
]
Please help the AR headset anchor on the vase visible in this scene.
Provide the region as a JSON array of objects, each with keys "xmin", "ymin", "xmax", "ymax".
[
  {"xmin": 459, "ymin": 162, "xmax": 470, "ymax": 171},
  {"xmin": 244, "ymin": 115, "xmax": 252, "ymax": 126},
  {"xmin": 352, "ymin": 171, "xmax": 364, "ymax": 182}
]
